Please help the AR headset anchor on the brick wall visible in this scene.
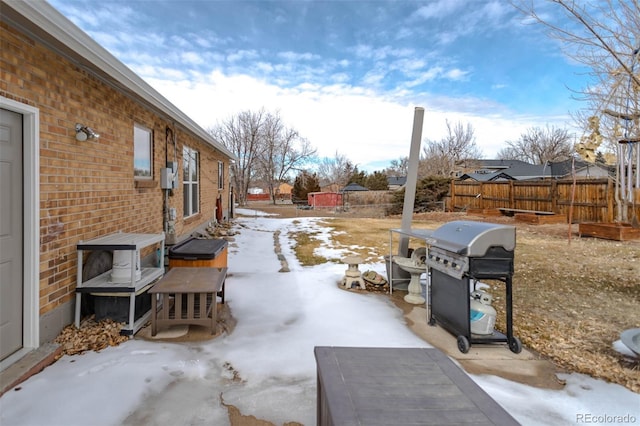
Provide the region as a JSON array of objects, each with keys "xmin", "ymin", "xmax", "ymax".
[{"xmin": 1, "ymin": 22, "xmax": 230, "ymax": 317}]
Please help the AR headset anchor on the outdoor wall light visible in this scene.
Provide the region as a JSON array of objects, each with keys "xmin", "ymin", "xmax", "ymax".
[{"xmin": 75, "ymin": 123, "xmax": 100, "ymax": 141}]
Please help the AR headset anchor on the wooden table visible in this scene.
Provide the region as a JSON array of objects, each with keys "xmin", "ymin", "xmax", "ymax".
[
  {"xmin": 149, "ymin": 267, "xmax": 227, "ymax": 336},
  {"xmin": 315, "ymin": 347, "xmax": 519, "ymax": 426}
]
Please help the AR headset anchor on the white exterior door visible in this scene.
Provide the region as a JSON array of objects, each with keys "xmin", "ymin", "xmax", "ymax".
[{"xmin": 0, "ymin": 108, "xmax": 24, "ymax": 361}]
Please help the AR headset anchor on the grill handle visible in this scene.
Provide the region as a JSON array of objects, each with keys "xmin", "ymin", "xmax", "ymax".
[{"xmin": 431, "ymin": 240, "xmax": 468, "ymax": 256}]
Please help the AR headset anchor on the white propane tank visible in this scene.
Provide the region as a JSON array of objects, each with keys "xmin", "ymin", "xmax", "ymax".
[
  {"xmin": 110, "ymin": 250, "xmax": 141, "ymax": 283},
  {"xmin": 470, "ymin": 290, "xmax": 496, "ymax": 335}
]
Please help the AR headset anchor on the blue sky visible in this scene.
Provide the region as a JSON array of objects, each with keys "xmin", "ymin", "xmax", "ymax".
[{"xmin": 48, "ymin": 0, "xmax": 591, "ymax": 171}]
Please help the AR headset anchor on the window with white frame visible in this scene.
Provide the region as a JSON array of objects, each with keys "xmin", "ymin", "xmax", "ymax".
[
  {"xmin": 218, "ymin": 161, "xmax": 224, "ymax": 190},
  {"xmin": 183, "ymin": 146, "xmax": 199, "ymax": 217},
  {"xmin": 134, "ymin": 123, "xmax": 153, "ymax": 179}
]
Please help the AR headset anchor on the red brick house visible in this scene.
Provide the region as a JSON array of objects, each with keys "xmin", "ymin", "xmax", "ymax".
[{"xmin": 0, "ymin": 1, "xmax": 235, "ymax": 370}]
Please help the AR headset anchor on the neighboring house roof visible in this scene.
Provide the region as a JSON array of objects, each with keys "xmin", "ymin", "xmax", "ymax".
[
  {"xmin": 341, "ymin": 183, "xmax": 368, "ymax": 192},
  {"xmin": 457, "ymin": 159, "xmax": 532, "ymax": 174},
  {"xmin": 459, "ymin": 158, "xmax": 616, "ymax": 182},
  {"xmin": 459, "ymin": 164, "xmax": 550, "ymax": 181},
  {"xmin": 488, "ymin": 172, "xmax": 518, "ymax": 181},
  {"xmin": 549, "ymin": 159, "xmax": 612, "ymax": 178},
  {"xmin": 0, "ymin": 0, "xmax": 236, "ymax": 161},
  {"xmin": 499, "ymin": 163, "xmax": 551, "ymax": 180},
  {"xmin": 387, "ymin": 176, "xmax": 407, "ymax": 187},
  {"xmin": 459, "ymin": 172, "xmax": 509, "ymax": 182}
]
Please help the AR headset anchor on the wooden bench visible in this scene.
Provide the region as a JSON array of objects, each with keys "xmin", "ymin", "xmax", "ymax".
[
  {"xmin": 149, "ymin": 267, "xmax": 227, "ymax": 336},
  {"xmin": 498, "ymin": 208, "xmax": 566, "ymax": 224},
  {"xmin": 498, "ymin": 208, "xmax": 555, "ymax": 216}
]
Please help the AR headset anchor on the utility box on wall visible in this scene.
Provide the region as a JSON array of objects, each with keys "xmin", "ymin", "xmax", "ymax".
[{"xmin": 160, "ymin": 167, "xmax": 175, "ymax": 189}]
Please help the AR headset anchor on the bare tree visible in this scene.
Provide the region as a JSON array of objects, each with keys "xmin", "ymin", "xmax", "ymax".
[
  {"xmin": 497, "ymin": 125, "xmax": 574, "ymax": 164},
  {"xmin": 513, "ymin": 0, "xmax": 640, "ymax": 152},
  {"xmin": 257, "ymin": 111, "xmax": 317, "ymax": 203},
  {"xmin": 419, "ymin": 120, "xmax": 482, "ymax": 177},
  {"xmin": 316, "ymin": 151, "xmax": 356, "ymax": 189},
  {"xmin": 211, "ymin": 109, "xmax": 316, "ymax": 205},
  {"xmin": 513, "ymin": 0, "xmax": 640, "ymax": 223},
  {"xmin": 210, "ymin": 109, "xmax": 267, "ymax": 206},
  {"xmin": 385, "ymin": 157, "xmax": 409, "ymax": 176}
]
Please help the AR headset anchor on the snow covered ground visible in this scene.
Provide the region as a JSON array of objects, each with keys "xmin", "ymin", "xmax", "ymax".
[{"xmin": 1, "ymin": 211, "xmax": 638, "ymax": 425}]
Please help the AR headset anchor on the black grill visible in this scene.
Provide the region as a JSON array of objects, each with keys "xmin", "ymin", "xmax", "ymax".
[
  {"xmin": 425, "ymin": 220, "xmax": 515, "ymax": 279},
  {"xmin": 426, "ymin": 221, "xmax": 521, "ymax": 353}
]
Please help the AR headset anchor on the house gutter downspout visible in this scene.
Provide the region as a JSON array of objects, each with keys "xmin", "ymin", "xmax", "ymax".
[{"xmin": 164, "ymin": 124, "xmax": 178, "ymax": 245}]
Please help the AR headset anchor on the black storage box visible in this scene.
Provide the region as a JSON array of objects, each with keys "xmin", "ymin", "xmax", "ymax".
[
  {"xmin": 94, "ymin": 292, "xmax": 151, "ymax": 323},
  {"xmin": 169, "ymin": 237, "xmax": 228, "ymax": 268}
]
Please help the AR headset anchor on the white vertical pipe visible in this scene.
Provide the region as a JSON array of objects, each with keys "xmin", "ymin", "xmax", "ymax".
[{"xmin": 398, "ymin": 107, "xmax": 425, "ymax": 257}]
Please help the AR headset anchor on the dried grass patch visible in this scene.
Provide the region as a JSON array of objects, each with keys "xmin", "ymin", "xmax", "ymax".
[{"xmin": 289, "ymin": 229, "xmax": 329, "ymax": 266}]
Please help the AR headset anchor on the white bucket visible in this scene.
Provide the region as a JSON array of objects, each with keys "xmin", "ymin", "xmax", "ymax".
[{"xmin": 110, "ymin": 250, "xmax": 141, "ymax": 283}]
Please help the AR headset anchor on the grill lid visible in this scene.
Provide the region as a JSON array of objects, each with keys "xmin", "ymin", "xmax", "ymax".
[{"xmin": 427, "ymin": 221, "xmax": 515, "ymax": 257}]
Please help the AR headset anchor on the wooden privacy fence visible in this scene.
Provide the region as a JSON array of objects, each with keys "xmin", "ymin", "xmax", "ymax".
[{"xmin": 449, "ymin": 178, "xmax": 639, "ymax": 223}]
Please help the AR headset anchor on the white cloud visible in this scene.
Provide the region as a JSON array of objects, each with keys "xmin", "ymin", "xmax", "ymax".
[
  {"xmin": 255, "ymin": 62, "xmax": 275, "ymax": 73},
  {"xmin": 189, "ymin": 33, "xmax": 217, "ymax": 49},
  {"xmin": 144, "ymin": 70, "xmax": 570, "ymax": 170},
  {"xmin": 412, "ymin": 0, "xmax": 466, "ymax": 20},
  {"xmin": 180, "ymin": 52, "xmax": 205, "ymax": 66},
  {"xmin": 49, "ymin": 0, "xmax": 583, "ymax": 173},
  {"xmin": 362, "ymin": 69, "xmax": 385, "ymax": 86},
  {"xmin": 329, "ymin": 72, "xmax": 350, "ymax": 84},
  {"xmin": 394, "ymin": 58, "xmax": 427, "ymax": 72},
  {"xmin": 352, "ymin": 44, "xmax": 412, "ymax": 61},
  {"xmin": 132, "ymin": 65, "xmax": 187, "ymax": 81},
  {"xmin": 444, "ymin": 68, "xmax": 469, "ymax": 80},
  {"xmin": 401, "ymin": 66, "xmax": 443, "ymax": 88},
  {"xmin": 479, "ymin": 1, "xmax": 512, "ymax": 22},
  {"xmin": 227, "ymin": 49, "xmax": 259, "ymax": 63}
]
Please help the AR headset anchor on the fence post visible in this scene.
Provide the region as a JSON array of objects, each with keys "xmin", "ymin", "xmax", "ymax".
[
  {"xmin": 509, "ymin": 180, "xmax": 514, "ymax": 208},
  {"xmin": 607, "ymin": 178, "xmax": 614, "ymax": 223},
  {"xmin": 450, "ymin": 180, "xmax": 455, "ymax": 212},
  {"xmin": 551, "ymin": 181, "xmax": 558, "ymax": 213}
]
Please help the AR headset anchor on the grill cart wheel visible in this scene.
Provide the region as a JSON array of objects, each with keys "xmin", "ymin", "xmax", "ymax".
[
  {"xmin": 457, "ymin": 335, "xmax": 470, "ymax": 353},
  {"xmin": 509, "ymin": 337, "xmax": 522, "ymax": 354}
]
